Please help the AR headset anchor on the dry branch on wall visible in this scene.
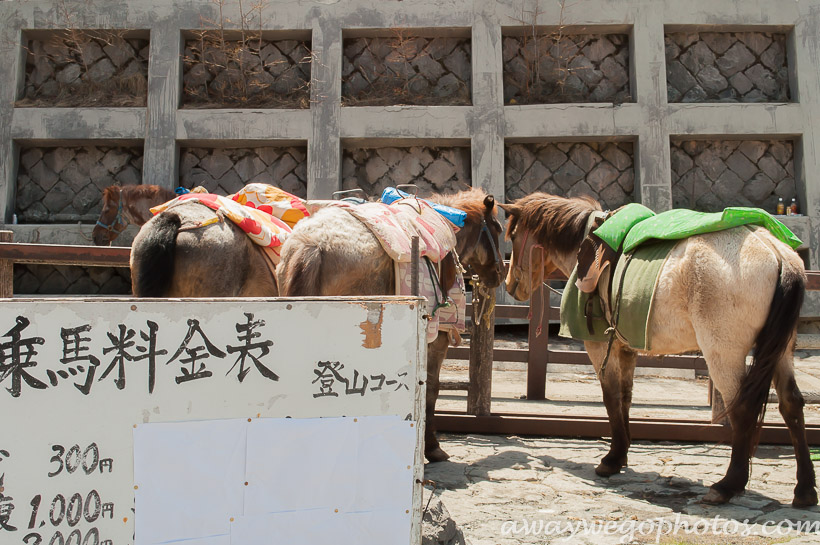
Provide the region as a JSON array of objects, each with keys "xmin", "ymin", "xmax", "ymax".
[{"xmin": 182, "ymin": 0, "xmax": 311, "ymax": 108}]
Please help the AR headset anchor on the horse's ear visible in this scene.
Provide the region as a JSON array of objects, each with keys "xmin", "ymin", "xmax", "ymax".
[
  {"xmin": 483, "ymin": 195, "xmax": 495, "ymax": 210},
  {"xmin": 497, "ymin": 202, "xmax": 519, "ymax": 217}
]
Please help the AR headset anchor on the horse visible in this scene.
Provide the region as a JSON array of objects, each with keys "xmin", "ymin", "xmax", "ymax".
[
  {"xmin": 276, "ymin": 188, "xmax": 506, "ymax": 462},
  {"xmin": 93, "ymin": 184, "xmax": 177, "ymax": 246},
  {"xmin": 130, "ymin": 200, "xmax": 279, "ymax": 297},
  {"xmin": 499, "ymin": 192, "xmax": 817, "ymax": 507}
]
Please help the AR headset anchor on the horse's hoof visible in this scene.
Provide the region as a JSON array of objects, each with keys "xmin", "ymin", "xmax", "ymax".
[
  {"xmin": 425, "ymin": 447, "xmax": 450, "ymax": 463},
  {"xmin": 594, "ymin": 462, "xmax": 623, "ymax": 477},
  {"xmin": 792, "ymin": 486, "xmax": 819, "ymax": 508},
  {"xmin": 701, "ymin": 487, "xmax": 733, "ymax": 505}
]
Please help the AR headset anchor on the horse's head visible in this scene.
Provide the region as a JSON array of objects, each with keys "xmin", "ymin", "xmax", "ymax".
[
  {"xmin": 452, "ymin": 193, "xmax": 505, "ymax": 289},
  {"xmin": 498, "ymin": 202, "xmax": 554, "ymax": 301},
  {"xmin": 93, "ymin": 185, "xmax": 127, "ymax": 246},
  {"xmin": 499, "ymin": 193, "xmax": 602, "ymax": 301}
]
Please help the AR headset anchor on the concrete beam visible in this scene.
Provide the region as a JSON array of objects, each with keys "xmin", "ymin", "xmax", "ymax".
[
  {"xmin": 340, "ymin": 107, "xmax": 471, "ymax": 140},
  {"xmin": 178, "ymin": 110, "xmax": 311, "ymax": 141},
  {"xmin": 667, "ymin": 104, "xmax": 804, "ymax": 137},
  {"xmin": 11, "ymin": 109, "xmax": 146, "ymax": 141},
  {"xmin": 505, "ymin": 104, "xmax": 643, "ymax": 140}
]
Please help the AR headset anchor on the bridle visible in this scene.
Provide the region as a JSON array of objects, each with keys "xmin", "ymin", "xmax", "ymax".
[
  {"xmin": 507, "ymin": 227, "xmax": 546, "ymax": 296},
  {"xmin": 464, "ymin": 218, "xmax": 505, "ymax": 278},
  {"xmin": 95, "ymin": 194, "xmax": 127, "ymax": 236},
  {"xmin": 507, "ymin": 226, "xmax": 553, "ymax": 337}
]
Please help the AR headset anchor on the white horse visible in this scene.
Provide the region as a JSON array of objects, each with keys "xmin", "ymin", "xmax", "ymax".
[{"xmin": 500, "ymin": 192, "xmax": 817, "ymax": 507}]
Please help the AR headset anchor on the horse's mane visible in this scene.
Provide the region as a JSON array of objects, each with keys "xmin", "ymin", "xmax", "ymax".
[
  {"xmin": 103, "ymin": 184, "xmax": 176, "ymax": 201},
  {"xmin": 506, "ymin": 192, "xmax": 602, "ymax": 256},
  {"xmin": 428, "ymin": 187, "xmax": 497, "ymax": 223}
]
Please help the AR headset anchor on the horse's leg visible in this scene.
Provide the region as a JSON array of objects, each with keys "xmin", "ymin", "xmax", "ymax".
[
  {"xmin": 586, "ymin": 340, "xmax": 637, "ymax": 477},
  {"xmin": 773, "ymin": 357, "xmax": 818, "ymax": 507},
  {"xmin": 700, "ymin": 346, "xmax": 755, "ymax": 504},
  {"xmin": 425, "ymin": 331, "xmax": 450, "ymax": 462}
]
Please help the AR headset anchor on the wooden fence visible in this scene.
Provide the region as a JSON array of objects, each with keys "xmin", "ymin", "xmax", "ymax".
[{"xmin": 2, "ymin": 232, "xmax": 820, "ymax": 444}]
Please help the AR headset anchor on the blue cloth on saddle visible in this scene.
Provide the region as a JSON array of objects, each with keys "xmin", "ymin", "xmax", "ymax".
[
  {"xmin": 380, "ymin": 187, "xmax": 466, "ymax": 227},
  {"xmin": 594, "ymin": 203, "xmax": 802, "ymax": 252}
]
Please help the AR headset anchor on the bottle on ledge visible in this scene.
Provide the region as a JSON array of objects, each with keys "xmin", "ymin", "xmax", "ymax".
[
  {"xmin": 790, "ymin": 198, "xmax": 799, "ymax": 216},
  {"xmin": 777, "ymin": 197, "xmax": 785, "ymax": 215}
]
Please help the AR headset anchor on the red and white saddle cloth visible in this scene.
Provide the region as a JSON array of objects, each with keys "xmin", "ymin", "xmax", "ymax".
[
  {"xmin": 151, "ymin": 184, "xmax": 309, "ymax": 274},
  {"xmin": 308, "ymin": 198, "xmax": 467, "ymax": 344}
]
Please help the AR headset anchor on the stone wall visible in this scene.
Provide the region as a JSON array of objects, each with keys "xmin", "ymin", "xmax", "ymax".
[
  {"xmin": 665, "ymin": 32, "xmax": 790, "ymax": 102},
  {"xmin": 179, "ymin": 147, "xmax": 308, "ymax": 198},
  {"xmin": 342, "ymin": 37, "xmax": 471, "ymax": 106},
  {"xmin": 14, "ymin": 264, "xmax": 131, "ymax": 295},
  {"xmin": 505, "ymin": 142, "xmax": 634, "ymax": 209},
  {"xmin": 16, "ymin": 145, "xmax": 144, "ymax": 223},
  {"xmin": 671, "ymin": 140, "xmax": 795, "ymax": 211},
  {"xmin": 342, "ymin": 147, "xmax": 471, "ymax": 196},
  {"xmin": 503, "ymin": 34, "xmax": 630, "ymax": 104},
  {"xmin": 183, "ymin": 38, "xmax": 311, "ymax": 108},
  {"xmin": 20, "ymin": 34, "xmax": 149, "ymax": 107}
]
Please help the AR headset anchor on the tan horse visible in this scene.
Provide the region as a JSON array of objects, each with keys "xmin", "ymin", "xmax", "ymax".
[
  {"xmin": 277, "ymin": 188, "xmax": 506, "ymax": 462},
  {"xmin": 130, "ymin": 201, "xmax": 278, "ymax": 297},
  {"xmin": 500, "ymin": 193, "xmax": 817, "ymax": 508},
  {"xmin": 93, "ymin": 185, "xmax": 177, "ymax": 246}
]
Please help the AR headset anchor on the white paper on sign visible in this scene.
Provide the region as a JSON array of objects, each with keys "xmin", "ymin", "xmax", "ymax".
[
  {"xmin": 230, "ymin": 508, "xmax": 410, "ymax": 545},
  {"xmin": 230, "ymin": 509, "xmax": 345, "ymax": 545},
  {"xmin": 243, "ymin": 417, "xmax": 358, "ymax": 514},
  {"xmin": 351, "ymin": 415, "xmax": 416, "ymax": 511},
  {"xmin": 343, "ymin": 509, "xmax": 414, "ymax": 545},
  {"xmin": 133, "ymin": 419, "xmax": 248, "ymax": 545}
]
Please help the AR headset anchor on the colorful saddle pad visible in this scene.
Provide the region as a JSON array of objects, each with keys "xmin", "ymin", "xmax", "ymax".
[
  {"xmin": 151, "ymin": 186, "xmax": 305, "ymax": 265},
  {"xmin": 311, "ymin": 198, "xmax": 466, "ymax": 344}
]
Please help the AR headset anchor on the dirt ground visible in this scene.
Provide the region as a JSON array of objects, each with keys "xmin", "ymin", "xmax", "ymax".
[{"xmin": 424, "ymin": 327, "xmax": 820, "ymax": 544}]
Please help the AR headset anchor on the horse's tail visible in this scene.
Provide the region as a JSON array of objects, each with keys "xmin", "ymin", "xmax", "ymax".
[
  {"xmin": 729, "ymin": 253, "xmax": 805, "ymax": 448},
  {"xmin": 278, "ymin": 239, "xmax": 323, "ymax": 296},
  {"xmin": 131, "ymin": 212, "xmax": 181, "ymax": 297}
]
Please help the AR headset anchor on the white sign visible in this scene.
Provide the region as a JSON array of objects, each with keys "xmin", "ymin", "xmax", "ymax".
[{"xmin": 0, "ymin": 297, "xmax": 426, "ymax": 545}]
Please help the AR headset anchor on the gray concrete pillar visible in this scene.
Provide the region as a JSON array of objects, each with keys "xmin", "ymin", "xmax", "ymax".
[
  {"xmin": 143, "ymin": 20, "xmax": 182, "ymax": 190},
  {"xmin": 0, "ymin": 25, "xmax": 25, "ymax": 223},
  {"xmin": 631, "ymin": 6, "xmax": 672, "ymax": 211},
  {"xmin": 308, "ymin": 18, "xmax": 342, "ymax": 199},
  {"xmin": 471, "ymin": 1, "xmax": 504, "ymax": 201},
  {"xmin": 794, "ymin": 5, "xmax": 820, "ymax": 268}
]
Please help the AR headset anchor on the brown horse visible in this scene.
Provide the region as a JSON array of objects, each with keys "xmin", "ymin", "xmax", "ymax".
[
  {"xmin": 130, "ymin": 200, "xmax": 279, "ymax": 297},
  {"xmin": 93, "ymin": 185, "xmax": 176, "ymax": 246},
  {"xmin": 277, "ymin": 188, "xmax": 506, "ymax": 462},
  {"xmin": 500, "ymin": 193, "xmax": 816, "ymax": 507}
]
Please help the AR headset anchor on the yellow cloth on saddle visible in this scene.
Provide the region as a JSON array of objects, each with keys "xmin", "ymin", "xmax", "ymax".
[{"xmin": 559, "ymin": 239, "xmax": 678, "ymax": 350}]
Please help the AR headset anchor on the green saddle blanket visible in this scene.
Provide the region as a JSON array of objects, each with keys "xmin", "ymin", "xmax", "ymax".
[
  {"xmin": 594, "ymin": 204, "xmax": 801, "ymax": 252},
  {"xmin": 559, "ymin": 239, "xmax": 677, "ymax": 350},
  {"xmin": 559, "ymin": 204, "xmax": 801, "ymax": 350}
]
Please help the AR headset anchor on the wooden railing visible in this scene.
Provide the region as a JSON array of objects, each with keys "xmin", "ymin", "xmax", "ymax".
[{"xmin": 3, "ymin": 232, "xmax": 820, "ymax": 443}]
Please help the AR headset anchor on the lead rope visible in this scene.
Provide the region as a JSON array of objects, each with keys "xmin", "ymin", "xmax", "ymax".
[
  {"xmin": 598, "ymin": 252, "xmax": 634, "ymax": 378},
  {"xmin": 525, "ymin": 238, "xmax": 547, "ymax": 338}
]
